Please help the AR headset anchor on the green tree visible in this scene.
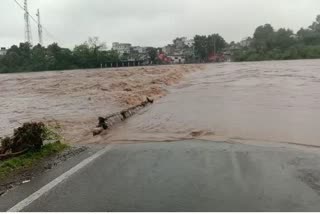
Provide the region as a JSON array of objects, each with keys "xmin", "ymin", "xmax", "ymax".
[
  {"xmin": 252, "ymin": 24, "xmax": 275, "ymax": 52},
  {"xmin": 31, "ymin": 44, "xmax": 47, "ymax": 71},
  {"xmin": 146, "ymin": 47, "xmax": 158, "ymax": 64},
  {"xmin": 273, "ymin": 28, "xmax": 295, "ymax": 50},
  {"xmin": 194, "ymin": 35, "xmax": 208, "ymax": 61},
  {"xmin": 207, "ymin": 34, "xmax": 227, "ymax": 54}
]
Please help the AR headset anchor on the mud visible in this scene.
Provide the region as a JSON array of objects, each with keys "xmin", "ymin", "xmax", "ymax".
[{"xmin": 0, "ymin": 64, "xmax": 203, "ymax": 144}]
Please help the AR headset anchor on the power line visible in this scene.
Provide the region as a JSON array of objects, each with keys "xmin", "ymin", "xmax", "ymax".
[{"xmin": 13, "ymin": 0, "xmax": 61, "ymax": 44}]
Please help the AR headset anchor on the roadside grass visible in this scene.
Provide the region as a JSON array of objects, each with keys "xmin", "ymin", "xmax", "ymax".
[
  {"xmin": 0, "ymin": 142, "xmax": 69, "ymax": 180},
  {"xmin": 0, "ymin": 124, "xmax": 69, "ymax": 180}
]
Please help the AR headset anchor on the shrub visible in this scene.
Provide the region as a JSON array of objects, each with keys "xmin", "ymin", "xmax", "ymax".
[
  {"xmin": 0, "ymin": 122, "xmax": 47, "ymax": 154},
  {"xmin": 11, "ymin": 122, "xmax": 46, "ymax": 153}
]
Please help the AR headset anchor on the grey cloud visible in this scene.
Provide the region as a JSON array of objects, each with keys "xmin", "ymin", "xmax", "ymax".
[{"xmin": 1, "ymin": 0, "xmax": 319, "ymax": 48}]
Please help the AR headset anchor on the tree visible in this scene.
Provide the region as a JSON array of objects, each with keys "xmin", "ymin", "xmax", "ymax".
[
  {"xmin": 194, "ymin": 35, "xmax": 208, "ymax": 61},
  {"xmin": 252, "ymin": 24, "xmax": 275, "ymax": 52},
  {"xmin": 31, "ymin": 44, "xmax": 47, "ymax": 71},
  {"xmin": 173, "ymin": 37, "xmax": 187, "ymax": 50},
  {"xmin": 207, "ymin": 34, "xmax": 227, "ymax": 54},
  {"xmin": 310, "ymin": 15, "xmax": 320, "ymax": 32},
  {"xmin": 273, "ymin": 28, "xmax": 295, "ymax": 50},
  {"xmin": 146, "ymin": 47, "xmax": 158, "ymax": 64},
  {"xmin": 73, "ymin": 43, "xmax": 91, "ymax": 68},
  {"xmin": 194, "ymin": 34, "xmax": 227, "ymax": 61}
]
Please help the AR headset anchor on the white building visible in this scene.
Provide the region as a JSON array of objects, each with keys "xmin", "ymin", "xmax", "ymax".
[
  {"xmin": 168, "ymin": 55, "xmax": 186, "ymax": 64},
  {"xmin": 0, "ymin": 47, "xmax": 7, "ymax": 56},
  {"xmin": 132, "ymin": 46, "xmax": 147, "ymax": 54},
  {"xmin": 112, "ymin": 42, "xmax": 132, "ymax": 55}
]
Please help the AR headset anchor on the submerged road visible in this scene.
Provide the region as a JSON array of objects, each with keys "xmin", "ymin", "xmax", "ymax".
[{"xmin": 5, "ymin": 140, "xmax": 320, "ymax": 212}]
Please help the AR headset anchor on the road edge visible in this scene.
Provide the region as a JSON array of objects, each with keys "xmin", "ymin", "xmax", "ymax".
[{"xmin": 7, "ymin": 144, "xmax": 114, "ymax": 212}]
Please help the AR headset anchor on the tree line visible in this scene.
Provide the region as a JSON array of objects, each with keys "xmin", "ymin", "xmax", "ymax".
[
  {"xmin": 233, "ymin": 15, "xmax": 320, "ymax": 61},
  {"xmin": 0, "ymin": 37, "xmax": 120, "ymax": 73},
  {"xmin": 1, "ymin": 14, "xmax": 320, "ymax": 73}
]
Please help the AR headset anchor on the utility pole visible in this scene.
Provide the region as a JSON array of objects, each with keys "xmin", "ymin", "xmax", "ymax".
[
  {"xmin": 24, "ymin": 0, "xmax": 32, "ymax": 45},
  {"xmin": 36, "ymin": 9, "xmax": 43, "ymax": 45}
]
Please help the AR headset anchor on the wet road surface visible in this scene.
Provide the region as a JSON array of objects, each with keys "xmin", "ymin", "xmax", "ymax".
[{"xmin": 9, "ymin": 140, "xmax": 320, "ymax": 212}]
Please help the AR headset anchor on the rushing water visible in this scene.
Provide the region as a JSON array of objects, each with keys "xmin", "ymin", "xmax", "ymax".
[
  {"xmin": 109, "ymin": 59, "xmax": 320, "ymax": 147},
  {"xmin": 1, "ymin": 60, "xmax": 320, "ymax": 147},
  {"xmin": 0, "ymin": 65, "xmax": 201, "ymax": 143}
]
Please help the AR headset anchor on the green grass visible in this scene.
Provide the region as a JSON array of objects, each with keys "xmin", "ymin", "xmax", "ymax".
[{"xmin": 0, "ymin": 141, "xmax": 69, "ymax": 180}]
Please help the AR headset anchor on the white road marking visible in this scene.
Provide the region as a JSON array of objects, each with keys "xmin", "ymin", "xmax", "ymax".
[{"xmin": 7, "ymin": 144, "xmax": 114, "ymax": 212}]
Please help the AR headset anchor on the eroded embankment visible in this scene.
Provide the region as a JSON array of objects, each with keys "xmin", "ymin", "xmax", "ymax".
[{"xmin": 0, "ymin": 64, "xmax": 204, "ymax": 144}]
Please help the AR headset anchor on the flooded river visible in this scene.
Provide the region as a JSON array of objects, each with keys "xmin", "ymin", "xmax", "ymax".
[
  {"xmin": 108, "ymin": 60, "xmax": 320, "ymax": 147},
  {"xmin": 0, "ymin": 65, "xmax": 202, "ymax": 143},
  {"xmin": 1, "ymin": 60, "xmax": 320, "ymax": 147}
]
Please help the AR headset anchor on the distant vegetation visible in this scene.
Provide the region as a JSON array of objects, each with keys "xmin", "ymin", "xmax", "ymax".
[
  {"xmin": 0, "ymin": 37, "xmax": 119, "ymax": 73},
  {"xmin": 1, "ymin": 15, "xmax": 320, "ymax": 73},
  {"xmin": 232, "ymin": 15, "xmax": 320, "ymax": 61},
  {"xmin": 194, "ymin": 34, "xmax": 227, "ymax": 62}
]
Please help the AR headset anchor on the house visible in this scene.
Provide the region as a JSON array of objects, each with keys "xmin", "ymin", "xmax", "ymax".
[
  {"xmin": 162, "ymin": 45, "xmax": 175, "ymax": 55},
  {"xmin": 168, "ymin": 55, "xmax": 186, "ymax": 64},
  {"xmin": 0, "ymin": 47, "xmax": 7, "ymax": 56},
  {"xmin": 132, "ymin": 46, "xmax": 147, "ymax": 54},
  {"xmin": 223, "ymin": 51, "xmax": 232, "ymax": 62},
  {"xmin": 112, "ymin": 42, "xmax": 132, "ymax": 55}
]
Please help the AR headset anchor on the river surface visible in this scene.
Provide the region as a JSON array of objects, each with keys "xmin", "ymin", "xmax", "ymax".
[
  {"xmin": 0, "ymin": 65, "xmax": 201, "ymax": 143},
  {"xmin": 109, "ymin": 59, "xmax": 320, "ymax": 147},
  {"xmin": 1, "ymin": 60, "xmax": 320, "ymax": 147}
]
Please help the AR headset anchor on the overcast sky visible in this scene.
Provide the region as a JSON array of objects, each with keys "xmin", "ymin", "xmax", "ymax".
[{"xmin": 1, "ymin": 0, "xmax": 319, "ymax": 49}]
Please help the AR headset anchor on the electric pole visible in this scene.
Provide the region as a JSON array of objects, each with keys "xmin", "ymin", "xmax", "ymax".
[
  {"xmin": 24, "ymin": 0, "xmax": 32, "ymax": 45},
  {"xmin": 36, "ymin": 9, "xmax": 43, "ymax": 45}
]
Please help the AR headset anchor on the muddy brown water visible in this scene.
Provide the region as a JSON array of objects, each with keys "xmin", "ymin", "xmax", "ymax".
[
  {"xmin": 2, "ymin": 60, "xmax": 320, "ymax": 147},
  {"xmin": 0, "ymin": 65, "xmax": 202, "ymax": 144},
  {"xmin": 108, "ymin": 59, "xmax": 320, "ymax": 148}
]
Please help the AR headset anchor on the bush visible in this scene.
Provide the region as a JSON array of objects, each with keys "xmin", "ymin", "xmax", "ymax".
[
  {"xmin": 0, "ymin": 137, "xmax": 12, "ymax": 154},
  {"xmin": 0, "ymin": 122, "xmax": 47, "ymax": 154}
]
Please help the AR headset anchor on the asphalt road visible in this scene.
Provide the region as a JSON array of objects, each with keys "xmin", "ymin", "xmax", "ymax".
[{"xmin": 3, "ymin": 140, "xmax": 320, "ymax": 212}]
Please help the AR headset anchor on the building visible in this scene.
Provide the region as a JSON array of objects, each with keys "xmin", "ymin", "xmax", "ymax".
[
  {"xmin": 132, "ymin": 46, "xmax": 147, "ymax": 54},
  {"xmin": 112, "ymin": 42, "xmax": 132, "ymax": 55},
  {"xmin": 162, "ymin": 45, "xmax": 175, "ymax": 55},
  {"xmin": 0, "ymin": 47, "xmax": 7, "ymax": 56},
  {"xmin": 168, "ymin": 55, "xmax": 186, "ymax": 64}
]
